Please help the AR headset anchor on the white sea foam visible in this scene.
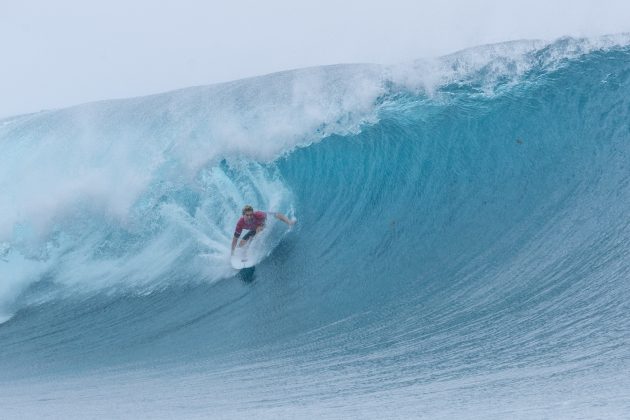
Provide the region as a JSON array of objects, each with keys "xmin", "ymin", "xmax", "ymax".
[{"xmin": 388, "ymin": 33, "xmax": 630, "ymax": 95}]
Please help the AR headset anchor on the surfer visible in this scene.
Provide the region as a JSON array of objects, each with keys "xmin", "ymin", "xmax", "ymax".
[{"xmin": 231, "ymin": 205, "xmax": 295, "ymax": 255}]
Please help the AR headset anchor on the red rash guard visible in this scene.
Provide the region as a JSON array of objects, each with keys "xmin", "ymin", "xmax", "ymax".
[{"xmin": 233, "ymin": 211, "xmax": 267, "ymax": 238}]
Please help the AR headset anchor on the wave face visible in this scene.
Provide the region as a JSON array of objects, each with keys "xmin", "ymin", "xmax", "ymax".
[{"xmin": 1, "ymin": 36, "xmax": 630, "ymax": 418}]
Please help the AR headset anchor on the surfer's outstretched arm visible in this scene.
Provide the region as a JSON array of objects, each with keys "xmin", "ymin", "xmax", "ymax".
[{"xmin": 274, "ymin": 212, "xmax": 295, "ymax": 226}]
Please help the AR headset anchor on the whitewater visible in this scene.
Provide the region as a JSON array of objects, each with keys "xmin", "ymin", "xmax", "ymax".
[{"xmin": 1, "ymin": 35, "xmax": 629, "ymax": 419}]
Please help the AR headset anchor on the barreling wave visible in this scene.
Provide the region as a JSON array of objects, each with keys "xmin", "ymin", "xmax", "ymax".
[{"xmin": 1, "ymin": 35, "xmax": 629, "ymax": 419}]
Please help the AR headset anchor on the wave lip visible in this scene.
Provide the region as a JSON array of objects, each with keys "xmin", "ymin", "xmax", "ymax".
[{"xmin": 388, "ymin": 33, "xmax": 630, "ymax": 96}]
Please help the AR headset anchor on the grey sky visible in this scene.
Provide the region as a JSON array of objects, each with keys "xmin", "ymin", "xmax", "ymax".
[{"xmin": 1, "ymin": 0, "xmax": 629, "ymax": 117}]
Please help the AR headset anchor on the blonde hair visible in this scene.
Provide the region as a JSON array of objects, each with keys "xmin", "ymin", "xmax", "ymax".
[{"xmin": 242, "ymin": 205, "xmax": 254, "ymax": 215}]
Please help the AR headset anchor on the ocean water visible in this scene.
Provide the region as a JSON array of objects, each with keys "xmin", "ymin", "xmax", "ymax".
[{"xmin": 1, "ymin": 35, "xmax": 630, "ymax": 419}]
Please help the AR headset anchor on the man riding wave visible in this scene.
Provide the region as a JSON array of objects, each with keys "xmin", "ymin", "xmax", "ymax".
[{"xmin": 231, "ymin": 205, "xmax": 295, "ymax": 255}]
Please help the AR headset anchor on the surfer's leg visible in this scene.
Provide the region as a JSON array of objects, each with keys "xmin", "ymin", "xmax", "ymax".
[{"xmin": 239, "ymin": 230, "xmax": 256, "ymax": 247}]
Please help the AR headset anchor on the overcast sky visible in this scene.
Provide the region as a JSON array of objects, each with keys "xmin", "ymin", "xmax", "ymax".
[{"xmin": 1, "ymin": 0, "xmax": 629, "ymax": 117}]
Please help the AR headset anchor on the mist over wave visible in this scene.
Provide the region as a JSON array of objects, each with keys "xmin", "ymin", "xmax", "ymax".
[{"xmin": 1, "ymin": 35, "xmax": 629, "ymax": 418}]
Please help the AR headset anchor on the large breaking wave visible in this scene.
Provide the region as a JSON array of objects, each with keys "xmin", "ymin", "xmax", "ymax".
[{"xmin": 1, "ymin": 35, "xmax": 629, "ymax": 418}]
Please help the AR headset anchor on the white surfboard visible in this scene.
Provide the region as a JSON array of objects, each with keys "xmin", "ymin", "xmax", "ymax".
[{"xmin": 230, "ymin": 244, "xmax": 255, "ymax": 269}]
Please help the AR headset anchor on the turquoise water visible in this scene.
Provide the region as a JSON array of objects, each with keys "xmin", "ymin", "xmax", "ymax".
[{"xmin": 1, "ymin": 36, "xmax": 629, "ymax": 418}]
